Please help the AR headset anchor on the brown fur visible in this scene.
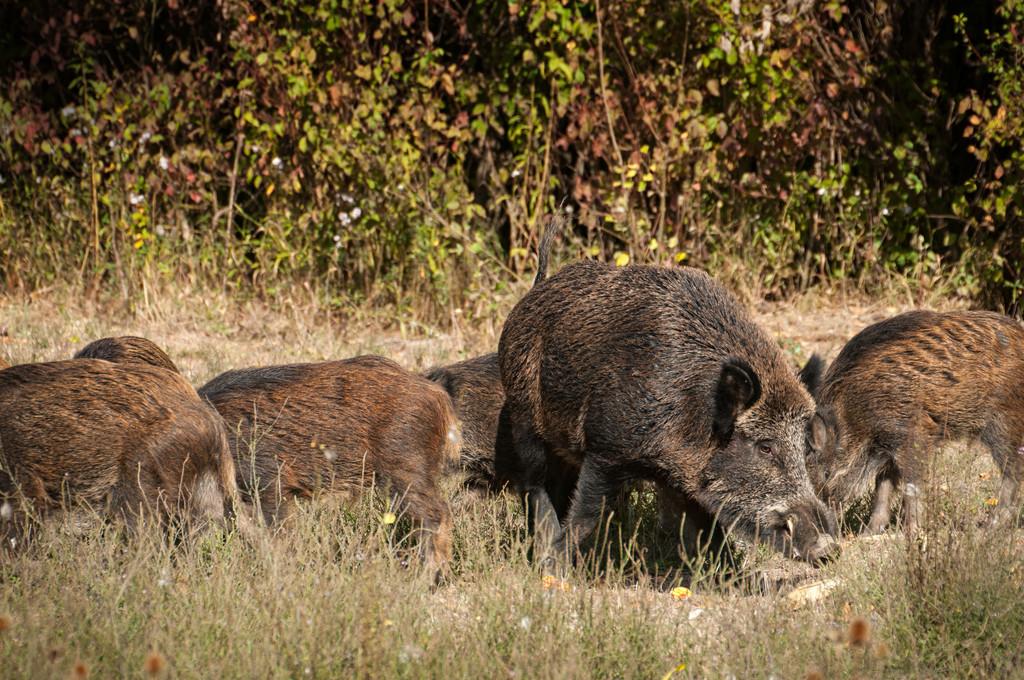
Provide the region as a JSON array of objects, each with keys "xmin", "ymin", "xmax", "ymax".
[
  {"xmin": 499, "ymin": 261, "xmax": 838, "ymax": 566},
  {"xmin": 73, "ymin": 336, "xmax": 179, "ymax": 373},
  {"xmin": 0, "ymin": 358, "xmax": 9, "ymax": 370},
  {"xmin": 807, "ymin": 310, "xmax": 1024, "ymax": 533},
  {"xmin": 0, "ymin": 360, "xmax": 238, "ymax": 548},
  {"xmin": 198, "ymin": 355, "xmax": 460, "ymax": 578}
]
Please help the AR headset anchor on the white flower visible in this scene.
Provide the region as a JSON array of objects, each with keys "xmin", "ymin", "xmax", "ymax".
[
  {"xmin": 397, "ymin": 184, "xmax": 405, "ymax": 191},
  {"xmin": 333, "ymin": 234, "xmax": 341, "ymax": 243},
  {"xmin": 341, "ymin": 193, "xmax": 354, "ymax": 204},
  {"xmin": 340, "ymin": 213, "xmax": 351, "ymax": 226},
  {"xmin": 518, "ymin": 616, "xmax": 532, "ymax": 630},
  {"xmin": 564, "ymin": 205, "xmax": 574, "ymax": 214},
  {"xmin": 140, "ymin": 131, "xmax": 152, "ymax": 144},
  {"xmin": 349, "ymin": 207, "xmax": 362, "ymax": 220},
  {"xmin": 271, "ymin": 156, "xmax": 283, "ymax": 170},
  {"xmin": 817, "ymin": 187, "xmax": 827, "ymax": 196},
  {"xmin": 398, "ymin": 644, "xmax": 424, "ymax": 664},
  {"xmin": 69, "ymin": 128, "xmax": 82, "ymax": 137},
  {"xmin": 158, "ymin": 156, "xmax": 169, "ymax": 170},
  {"xmin": 108, "ymin": 139, "xmax": 118, "ymax": 150},
  {"xmin": 60, "ymin": 105, "xmax": 76, "ymax": 119},
  {"xmin": 881, "ymin": 207, "xmax": 890, "ymax": 216},
  {"xmin": 129, "ymin": 193, "xmax": 145, "ymax": 206},
  {"xmin": 511, "ymin": 168, "xmax": 522, "ymax": 178}
]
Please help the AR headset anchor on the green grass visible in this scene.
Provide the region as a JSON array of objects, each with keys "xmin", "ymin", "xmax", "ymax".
[{"xmin": 1, "ymin": 292, "xmax": 1022, "ymax": 679}]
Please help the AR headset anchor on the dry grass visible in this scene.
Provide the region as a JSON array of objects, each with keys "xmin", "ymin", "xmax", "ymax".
[{"xmin": 1, "ymin": 287, "xmax": 1022, "ymax": 679}]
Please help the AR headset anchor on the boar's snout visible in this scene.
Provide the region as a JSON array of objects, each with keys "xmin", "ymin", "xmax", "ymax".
[
  {"xmin": 806, "ymin": 532, "xmax": 841, "ymax": 566},
  {"xmin": 767, "ymin": 498, "xmax": 841, "ymax": 567}
]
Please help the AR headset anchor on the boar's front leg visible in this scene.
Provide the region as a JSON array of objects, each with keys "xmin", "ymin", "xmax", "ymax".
[
  {"xmin": 552, "ymin": 458, "xmax": 624, "ymax": 565},
  {"xmin": 866, "ymin": 469, "xmax": 897, "ymax": 534}
]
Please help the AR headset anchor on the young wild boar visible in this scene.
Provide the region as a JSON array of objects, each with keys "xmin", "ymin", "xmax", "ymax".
[
  {"xmin": 801, "ymin": 310, "xmax": 1024, "ymax": 534},
  {"xmin": 0, "ymin": 360, "xmax": 239, "ymax": 547},
  {"xmin": 74, "ymin": 335, "xmax": 180, "ymax": 373},
  {"xmin": 498, "ymin": 262, "xmax": 839, "ymax": 566},
  {"xmin": 198, "ymin": 356, "xmax": 460, "ymax": 578}
]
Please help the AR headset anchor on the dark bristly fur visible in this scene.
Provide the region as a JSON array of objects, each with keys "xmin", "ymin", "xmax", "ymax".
[
  {"xmin": 198, "ymin": 355, "xmax": 460, "ymax": 579},
  {"xmin": 0, "ymin": 359, "xmax": 239, "ymax": 547},
  {"xmin": 807, "ymin": 310, "xmax": 1024, "ymax": 534},
  {"xmin": 73, "ymin": 335, "xmax": 180, "ymax": 373},
  {"xmin": 498, "ymin": 261, "xmax": 839, "ymax": 566}
]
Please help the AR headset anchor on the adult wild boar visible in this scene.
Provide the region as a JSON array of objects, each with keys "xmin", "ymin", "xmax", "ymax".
[
  {"xmin": 0, "ymin": 360, "xmax": 239, "ymax": 546},
  {"xmin": 801, "ymin": 310, "xmax": 1024, "ymax": 534},
  {"xmin": 74, "ymin": 335, "xmax": 179, "ymax": 373},
  {"xmin": 198, "ymin": 356, "xmax": 460, "ymax": 578},
  {"xmin": 498, "ymin": 262, "xmax": 839, "ymax": 566}
]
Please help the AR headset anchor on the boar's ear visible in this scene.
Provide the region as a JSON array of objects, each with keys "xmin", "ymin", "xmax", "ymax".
[
  {"xmin": 807, "ymin": 412, "xmax": 832, "ymax": 453},
  {"xmin": 423, "ymin": 366, "xmax": 453, "ymax": 394},
  {"xmin": 797, "ymin": 353, "xmax": 826, "ymax": 398},
  {"xmin": 712, "ymin": 357, "xmax": 762, "ymax": 443}
]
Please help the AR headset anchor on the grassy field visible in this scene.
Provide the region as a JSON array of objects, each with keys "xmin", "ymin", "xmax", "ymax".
[{"xmin": 1, "ymin": 289, "xmax": 1023, "ymax": 679}]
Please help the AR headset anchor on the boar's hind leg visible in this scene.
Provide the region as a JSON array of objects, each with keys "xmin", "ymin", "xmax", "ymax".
[
  {"xmin": 553, "ymin": 458, "xmax": 624, "ymax": 565},
  {"xmin": 981, "ymin": 421, "xmax": 1023, "ymax": 526}
]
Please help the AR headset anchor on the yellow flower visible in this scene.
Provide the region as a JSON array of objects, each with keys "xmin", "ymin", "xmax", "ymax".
[
  {"xmin": 382, "ymin": 512, "xmax": 397, "ymax": 525},
  {"xmin": 660, "ymin": 662, "xmax": 687, "ymax": 680},
  {"xmin": 671, "ymin": 586, "xmax": 692, "ymax": 600},
  {"xmin": 542, "ymin": 575, "xmax": 570, "ymax": 592},
  {"xmin": 985, "ymin": 497, "xmax": 999, "ymax": 507}
]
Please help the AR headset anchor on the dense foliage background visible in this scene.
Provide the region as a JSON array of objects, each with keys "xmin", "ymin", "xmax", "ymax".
[{"xmin": 1, "ymin": 0, "xmax": 1022, "ymax": 318}]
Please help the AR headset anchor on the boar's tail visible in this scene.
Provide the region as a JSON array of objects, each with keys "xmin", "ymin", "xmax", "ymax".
[
  {"xmin": 438, "ymin": 394, "xmax": 464, "ymax": 469},
  {"xmin": 533, "ymin": 214, "xmax": 561, "ymax": 287},
  {"xmin": 206, "ymin": 413, "xmax": 257, "ymax": 537}
]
